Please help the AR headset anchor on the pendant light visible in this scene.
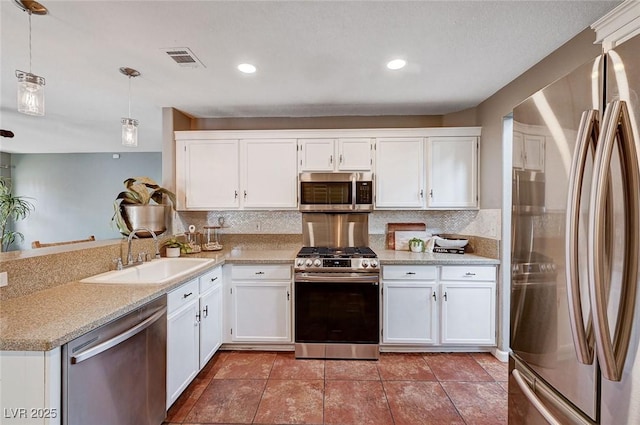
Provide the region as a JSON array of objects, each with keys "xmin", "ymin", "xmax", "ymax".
[
  {"xmin": 14, "ymin": 0, "xmax": 48, "ymax": 117},
  {"xmin": 120, "ymin": 67, "xmax": 140, "ymax": 148}
]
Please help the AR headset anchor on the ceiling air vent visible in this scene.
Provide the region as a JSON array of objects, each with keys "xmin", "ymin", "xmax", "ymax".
[{"xmin": 160, "ymin": 47, "xmax": 205, "ymax": 68}]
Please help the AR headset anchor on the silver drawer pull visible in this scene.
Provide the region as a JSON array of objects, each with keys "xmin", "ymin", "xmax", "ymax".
[
  {"xmin": 210, "ymin": 277, "xmax": 218, "ymax": 282},
  {"xmin": 183, "ymin": 292, "xmax": 193, "ymax": 299},
  {"xmin": 255, "ymin": 271, "xmax": 265, "ymax": 275},
  {"xmin": 464, "ymin": 272, "xmax": 476, "ymax": 276},
  {"xmin": 406, "ymin": 272, "xmax": 416, "ymax": 275}
]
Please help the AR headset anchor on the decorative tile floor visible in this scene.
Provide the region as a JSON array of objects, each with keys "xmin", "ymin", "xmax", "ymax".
[{"xmin": 163, "ymin": 351, "xmax": 508, "ymax": 425}]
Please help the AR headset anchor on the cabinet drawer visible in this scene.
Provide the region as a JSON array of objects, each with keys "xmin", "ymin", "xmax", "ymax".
[
  {"xmin": 383, "ymin": 265, "xmax": 437, "ymax": 280},
  {"xmin": 168, "ymin": 279, "xmax": 199, "ymax": 314},
  {"xmin": 232, "ymin": 264, "xmax": 292, "ymax": 280},
  {"xmin": 199, "ymin": 266, "xmax": 222, "ymax": 293},
  {"xmin": 440, "ymin": 265, "xmax": 495, "ymax": 281}
]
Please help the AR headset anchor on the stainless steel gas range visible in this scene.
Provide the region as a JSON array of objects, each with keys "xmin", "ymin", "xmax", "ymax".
[{"xmin": 294, "ymin": 245, "xmax": 380, "ymax": 360}]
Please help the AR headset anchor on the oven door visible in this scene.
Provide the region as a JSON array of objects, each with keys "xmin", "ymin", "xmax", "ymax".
[{"xmin": 294, "ymin": 273, "xmax": 380, "ymax": 359}]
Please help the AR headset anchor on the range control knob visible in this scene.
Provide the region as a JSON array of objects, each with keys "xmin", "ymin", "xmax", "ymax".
[
  {"xmin": 296, "ymin": 259, "xmax": 305, "ymax": 267},
  {"xmin": 362, "ymin": 259, "xmax": 369, "ymax": 268},
  {"xmin": 305, "ymin": 259, "xmax": 313, "ymax": 267},
  {"xmin": 313, "ymin": 259, "xmax": 322, "ymax": 267},
  {"xmin": 370, "ymin": 260, "xmax": 379, "ymax": 268}
]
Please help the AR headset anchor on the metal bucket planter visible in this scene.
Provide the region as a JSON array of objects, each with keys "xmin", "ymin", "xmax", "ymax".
[{"xmin": 121, "ymin": 204, "xmax": 168, "ymax": 237}]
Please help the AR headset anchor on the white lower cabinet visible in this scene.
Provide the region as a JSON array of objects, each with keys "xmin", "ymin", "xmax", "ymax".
[
  {"xmin": 440, "ymin": 266, "xmax": 496, "ymax": 345},
  {"xmin": 167, "ymin": 265, "xmax": 223, "ymax": 409},
  {"xmin": 230, "ymin": 265, "xmax": 292, "ymax": 343},
  {"xmin": 381, "ymin": 265, "xmax": 496, "ymax": 346},
  {"xmin": 0, "ymin": 349, "xmax": 61, "ymax": 425},
  {"xmin": 166, "ymin": 279, "xmax": 200, "ymax": 409}
]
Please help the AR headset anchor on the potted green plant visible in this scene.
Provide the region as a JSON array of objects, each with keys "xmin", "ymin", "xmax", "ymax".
[
  {"xmin": 0, "ymin": 177, "xmax": 35, "ymax": 252},
  {"xmin": 112, "ymin": 177, "xmax": 176, "ymax": 237},
  {"xmin": 161, "ymin": 237, "xmax": 192, "ymax": 257},
  {"xmin": 408, "ymin": 237, "xmax": 424, "ymax": 253}
]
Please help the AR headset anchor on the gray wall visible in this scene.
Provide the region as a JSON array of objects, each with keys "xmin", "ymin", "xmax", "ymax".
[
  {"xmin": 444, "ymin": 28, "xmax": 605, "ymax": 209},
  {"xmin": 10, "ymin": 152, "xmax": 161, "ymax": 250}
]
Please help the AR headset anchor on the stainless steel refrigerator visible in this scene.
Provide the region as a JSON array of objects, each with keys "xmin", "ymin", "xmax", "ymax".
[{"xmin": 509, "ymin": 32, "xmax": 640, "ymax": 425}]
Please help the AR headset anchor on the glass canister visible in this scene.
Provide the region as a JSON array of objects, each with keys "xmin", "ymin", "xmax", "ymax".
[
  {"xmin": 202, "ymin": 225, "xmax": 222, "ymax": 251},
  {"xmin": 184, "ymin": 225, "xmax": 202, "ymax": 253}
]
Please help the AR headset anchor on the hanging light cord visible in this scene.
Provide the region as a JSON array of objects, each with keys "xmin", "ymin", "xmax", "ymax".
[
  {"xmin": 28, "ymin": 10, "xmax": 33, "ymax": 73},
  {"xmin": 127, "ymin": 75, "xmax": 132, "ymax": 118}
]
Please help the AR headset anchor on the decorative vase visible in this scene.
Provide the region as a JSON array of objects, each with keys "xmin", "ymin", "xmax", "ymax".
[
  {"xmin": 121, "ymin": 204, "xmax": 168, "ymax": 237},
  {"xmin": 165, "ymin": 247, "xmax": 181, "ymax": 258}
]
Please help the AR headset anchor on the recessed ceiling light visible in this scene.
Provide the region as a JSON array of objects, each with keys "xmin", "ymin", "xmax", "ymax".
[
  {"xmin": 387, "ymin": 59, "xmax": 406, "ymax": 70},
  {"xmin": 238, "ymin": 63, "xmax": 257, "ymax": 74}
]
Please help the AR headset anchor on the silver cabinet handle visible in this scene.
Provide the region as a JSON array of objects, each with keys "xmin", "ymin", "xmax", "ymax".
[
  {"xmin": 183, "ymin": 292, "xmax": 193, "ymax": 299},
  {"xmin": 588, "ymin": 100, "xmax": 640, "ymax": 381},
  {"xmin": 565, "ymin": 109, "xmax": 599, "ymax": 365},
  {"xmin": 432, "ymin": 291, "xmax": 437, "ymax": 301},
  {"xmin": 419, "ymin": 190, "xmax": 424, "ymax": 198},
  {"xmin": 71, "ymin": 307, "xmax": 166, "ymax": 364},
  {"xmin": 329, "ymin": 155, "xmax": 333, "ymax": 165},
  {"xmin": 244, "ymin": 190, "xmax": 247, "ymax": 199},
  {"xmin": 443, "ymin": 291, "xmax": 447, "ymax": 301},
  {"xmin": 512, "ymin": 370, "xmax": 562, "ymax": 425},
  {"xmin": 203, "ymin": 305, "xmax": 209, "ymax": 318},
  {"xmin": 464, "ymin": 272, "xmax": 476, "ymax": 276},
  {"xmin": 255, "ymin": 271, "xmax": 265, "ymax": 275},
  {"xmin": 234, "ymin": 190, "xmax": 238, "ymax": 199},
  {"xmin": 210, "ymin": 276, "xmax": 218, "ymax": 282}
]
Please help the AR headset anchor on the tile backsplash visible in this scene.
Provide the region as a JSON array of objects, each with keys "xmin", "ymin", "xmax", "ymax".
[{"xmin": 175, "ymin": 209, "xmax": 501, "ymax": 240}]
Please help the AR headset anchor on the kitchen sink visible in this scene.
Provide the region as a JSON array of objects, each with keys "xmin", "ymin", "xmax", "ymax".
[{"xmin": 81, "ymin": 258, "xmax": 216, "ymax": 284}]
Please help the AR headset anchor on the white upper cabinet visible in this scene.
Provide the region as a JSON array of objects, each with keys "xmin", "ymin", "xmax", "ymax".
[
  {"xmin": 337, "ymin": 138, "xmax": 373, "ymax": 170},
  {"xmin": 426, "ymin": 136, "xmax": 479, "ymax": 209},
  {"xmin": 298, "ymin": 138, "xmax": 335, "ymax": 171},
  {"xmin": 242, "ymin": 139, "xmax": 298, "ymax": 209},
  {"xmin": 178, "ymin": 139, "xmax": 240, "ymax": 210},
  {"xmin": 375, "ymin": 137, "xmax": 425, "ymax": 208},
  {"xmin": 298, "ymin": 138, "xmax": 372, "ymax": 172},
  {"xmin": 176, "ymin": 138, "xmax": 297, "ymax": 210}
]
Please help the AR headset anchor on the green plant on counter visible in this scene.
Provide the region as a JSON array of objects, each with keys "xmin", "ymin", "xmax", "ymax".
[
  {"xmin": 111, "ymin": 176, "xmax": 177, "ymax": 235},
  {"xmin": 0, "ymin": 177, "xmax": 35, "ymax": 252},
  {"xmin": 161, "ymin": 237, "xmax": 192, "ymax": 254},
  {"xmin": 408, "ymin": 237, "xmax": 425, "ymax": 252}
]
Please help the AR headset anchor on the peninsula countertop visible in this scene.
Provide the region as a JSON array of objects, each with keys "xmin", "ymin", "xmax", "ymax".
[{"xmin": 1, "ymin": 247, "xmax": 498, "ymax": 351}]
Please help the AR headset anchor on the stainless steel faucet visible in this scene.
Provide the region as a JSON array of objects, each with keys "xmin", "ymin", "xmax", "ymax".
[{"xmin": 127, "ymin": 227, "xmax": 161, "ymax": 265}]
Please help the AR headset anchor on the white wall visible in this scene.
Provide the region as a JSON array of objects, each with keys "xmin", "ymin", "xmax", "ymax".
[{"xmin": 10, "ymin": 152, "xmax": 161, "ymax": 250}]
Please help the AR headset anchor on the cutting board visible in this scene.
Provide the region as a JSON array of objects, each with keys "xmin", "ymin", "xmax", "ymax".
[{"xmin": 386, "ymin": 223, "xmax": 426, "ymax": 249}]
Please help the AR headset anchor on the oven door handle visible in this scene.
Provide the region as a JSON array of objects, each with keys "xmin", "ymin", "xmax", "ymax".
[{"xmin": 295, "ymin": 274, "xmax": 380, "ymax": 284}]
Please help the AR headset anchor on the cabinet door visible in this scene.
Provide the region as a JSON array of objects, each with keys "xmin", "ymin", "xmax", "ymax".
[
  {"xmin": 383, "ymin": 281, "xmax": 437, "ymax": 344},
  {"xmin": 184, "ymin": 140, "xmax": 240, "ymax": 209},
  {"xmin": 167, "ymin": 300, "xmax": 199, "ymax": 408},
  {"xmin": 375, "ymin": 138, "xmax": 424, "ymax": 208},
  {"xmin": 298, "ymin": 139, "xmax": 336, "ymax": 171},
  {"xmin": 242, "ymin": 139, "xmax": 298, "ymax": 209},
  {"xmin": 440, "ymin": 282, "xmax": 495, "ymax": 345},
  {"xmin": 231, "ymin": 282, "xmax": 291, "ymax": 342},
  {"xmin": 426, "ymin": 136, "xmax": 478, "ymax": 209},
  {"xmin": 523, "ymin": 134, "xmax": 545, "ymax": 171},
  {"xmin": 199, "ymin": 284, "xmax": 222, "ymax": 369},
  {"xmin": 338, "ymin": 138, "xmax": 372, "ymax": 171}
]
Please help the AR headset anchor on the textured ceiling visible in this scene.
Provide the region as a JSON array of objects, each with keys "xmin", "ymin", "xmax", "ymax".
[{"xmin": 0, "ymin": 0, "xmax": 620, "ymax": 153}]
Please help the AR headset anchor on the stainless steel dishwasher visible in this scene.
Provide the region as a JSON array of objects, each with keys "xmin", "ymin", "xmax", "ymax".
[{"xmin": 62, "ymin": 296, "xmax": 167, "ymax": 425}]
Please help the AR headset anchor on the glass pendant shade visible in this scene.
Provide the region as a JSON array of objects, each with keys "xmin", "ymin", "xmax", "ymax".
[
  {"xmin": 121, "ymin": 117, "xmax": 138, "ymax": 147},
  {"xmin": 16, "ymin": 70, "xmax": 45, "ymax": 116}
]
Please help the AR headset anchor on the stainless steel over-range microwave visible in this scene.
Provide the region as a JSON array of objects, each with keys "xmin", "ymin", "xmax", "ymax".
[{"xmin": 299, "ymin": 172, "xmax": 374, "ymax": 212}]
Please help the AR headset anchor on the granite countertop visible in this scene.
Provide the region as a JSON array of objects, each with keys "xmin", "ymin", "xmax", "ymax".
[{"xmin": 0, "ymin": 247, "xmax": 498, "ymax": 352}]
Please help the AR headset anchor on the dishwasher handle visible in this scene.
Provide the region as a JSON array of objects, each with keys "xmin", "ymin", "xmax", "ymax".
[{"xmin": 71, "ymin": 307, "xmax": 166, "ymax": 364}]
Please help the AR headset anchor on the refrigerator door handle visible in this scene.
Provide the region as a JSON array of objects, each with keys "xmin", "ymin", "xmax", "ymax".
[
  {"xmin": 565, "ymin": 109, "xmax": 599, "ymax": 365},
  {"xmin": 512, "ymin": 370, "xmax": 563, "ymax": 425},
  {"xmin": 588, "ymin": 100, "xmax": 640, "ymax": 382}
]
